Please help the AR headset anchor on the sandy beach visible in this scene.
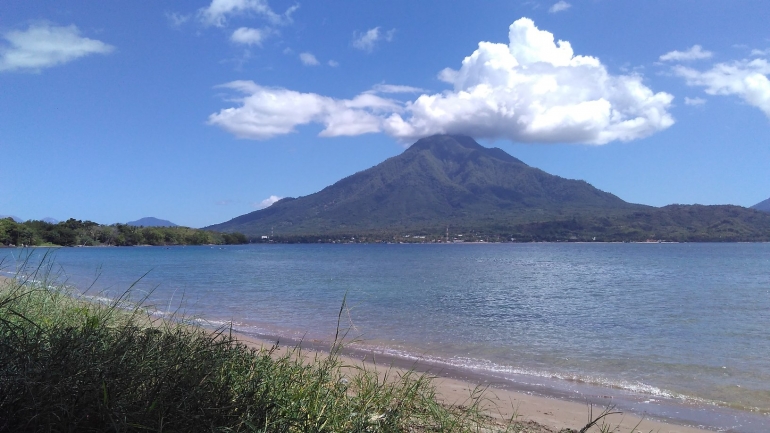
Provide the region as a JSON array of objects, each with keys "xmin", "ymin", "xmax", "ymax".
[{"xmin": 230, "ymin": 331, "xmax": 711, "ymax": 433}]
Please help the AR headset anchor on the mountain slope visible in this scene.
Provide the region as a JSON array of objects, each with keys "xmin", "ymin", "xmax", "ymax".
[
  {"xmin": 207, "ymin": 135, "xmax": 645, "ymax": 236},
  {"xmin": 752, "ymin": 197, "xmax": 770, "ymax": 213}
]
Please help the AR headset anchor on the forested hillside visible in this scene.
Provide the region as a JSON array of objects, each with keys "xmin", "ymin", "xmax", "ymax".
[{"xmin": 0, "ymin": 218, "xmax": 248, "ymax": 247}]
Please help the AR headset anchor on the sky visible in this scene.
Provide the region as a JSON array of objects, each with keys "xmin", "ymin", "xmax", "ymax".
[{"xmin": 1, "ymin": 0, "xmax": 769, "ymax": 228}]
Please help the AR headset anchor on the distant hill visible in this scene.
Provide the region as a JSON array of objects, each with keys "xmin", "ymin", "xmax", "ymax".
[
  {"xmin": 126, "ymin": 217, "xmax": 178, "ymax": 227},
  {"xmin": 42, "ymin": 217, "xmax": 59, "ymax": 224},
  {"xmin": 206, "ymin": 135, "xmax": 770, "ymax": 242},
  {"xmin": 0, "ymin": 215, "xmax": 22, "ymax": 223},
  {"xmin": 752, "ymin": 197, "xmax": 770, "ymax": 213}
]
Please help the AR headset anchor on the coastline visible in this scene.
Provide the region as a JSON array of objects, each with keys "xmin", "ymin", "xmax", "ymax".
[
  {"xmin": 0, "ymin": 273, "xmax": 752, "ymax": 432},
  {"xmin": 227, "ymin": 328, "xmax": 712, "ymax": 433}
]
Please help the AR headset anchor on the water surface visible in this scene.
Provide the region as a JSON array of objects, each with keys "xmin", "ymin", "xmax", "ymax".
[{"xmin": 3, "ymin": 243, "xmax": 769, "ymax": 431}]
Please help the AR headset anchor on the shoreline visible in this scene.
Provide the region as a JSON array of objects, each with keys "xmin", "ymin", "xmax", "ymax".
[
  {"xmin": 228, "ymin": 328, "xmax": 713, "ymax": 433},
  {"xmin": 225, "ymin": 327, "xmax": 722, "ymax": 433},
  {"xmin": 2, "ymin": 273, "xmax": 762, "ymax": 432}
]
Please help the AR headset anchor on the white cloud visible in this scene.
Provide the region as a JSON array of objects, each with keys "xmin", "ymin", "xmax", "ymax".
[
  {"xmin": 255, "ymin": 195, "xmax": 282, "ymax": 209},
  {"xmin": 199, "ymin": 0, "xmax": 297, "ymax": 27},
  {"xmin": 352, "ymin": 27, "xmax": 395, "ymax": 52},
  {"xmin": 549, "ymin": 1, "xmax": 571, "ymax": 13},
  {"xmin": 209, "ymin": 18, "xmax": 674, "ymax": 145},
  {"xmin": 684, "ymin": 97, "xmax": 706, "ymax": 106},
  {"xmin": 207, "ymin": 81, "xmax": 400, "ymax": 139},
  {"xmin": 0, "ymin": 23, "xmax": 114, "ymax": 72},
  {"xmin": 674, "ymin": 59, "xmax": 770, "ymax": 118},
  {"xmin": 659, "ymin": 45, "xmax": 713, "ymax": 62},
  {"xmin": 328, "ymin": 60, "xmax": 339, "ymax": 67},
  {"xmin": 231, "ymin": 27, "xmax": 270, "ymax": 46},
  {"xmin": 368, "ymin": 84, "xmax": 427, "ymax": 94},
  {"xmin": 299, "ymin": 52, "xmax": 319, "ymax": 66},
  {"xmin": 751, "ymin": 48, "xmax": 770, "ymax": 57},
  {"xmin": 166, "ymin": 12, "xmax": 191, "ymax": 28}
]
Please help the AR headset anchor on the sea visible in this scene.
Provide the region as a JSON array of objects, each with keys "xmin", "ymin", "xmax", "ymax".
[{"xmin": 2, "ymin": 243, "xmax": 769, "ymax": 432}]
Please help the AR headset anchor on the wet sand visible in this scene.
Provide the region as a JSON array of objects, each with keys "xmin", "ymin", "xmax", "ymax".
[{"xmin": 230, "ymin": 330, "xmax": 712, "ymax": 433}]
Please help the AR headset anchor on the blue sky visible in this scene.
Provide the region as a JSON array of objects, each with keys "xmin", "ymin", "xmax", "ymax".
[{"xmin": 1, "ymin": 0, "xmax": 769, "ymax": 227}]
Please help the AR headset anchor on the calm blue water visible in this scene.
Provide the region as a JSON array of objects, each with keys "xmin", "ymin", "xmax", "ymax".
[{"xmin": 3, "ymin": 243, "xmax": 769, "ymax": 431}]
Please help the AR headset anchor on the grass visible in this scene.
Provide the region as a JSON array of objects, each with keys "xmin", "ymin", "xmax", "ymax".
[{"xmin": 0, "ymin": 255, "xmax": 526, "ymax": 433}]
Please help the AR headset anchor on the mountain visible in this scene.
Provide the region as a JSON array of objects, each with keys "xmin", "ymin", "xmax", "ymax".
[
  {"xmin": 126, "ymin": 217, "xmax": 178, "ymax": 227},
  {"xmin": 42, "ymin": 217, "xmax": 59, "ymax": 224},
  {"xmin": 207, "ymin": 135, "xmax": 643, "ymax": 236},
  {"xmin": 207, "ymin": 135, "xmax": 770, "ymax": 242},
  {"xmin": 752, "ymin": 197, "xmax": 770, "ymax": 213},
  {"xmin": 0, "ymin": 215, "xmax": 22, "ymax": 223}
]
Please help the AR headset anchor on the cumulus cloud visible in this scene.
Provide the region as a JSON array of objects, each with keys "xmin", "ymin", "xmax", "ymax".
[
  {"xmin": 209, "ymin": 18, "xmax": 674, "ymax": 145},
  {"xmin": 299, "ymin": 52, "xmax": 319, "ymax": 66},
  {"xmin": 328, "ymin": 60, "xmax": 339, "ymax": 67},
  {"xmin": 0, "ymin": 23, "xmax": 114, "ymax": 72},
  {"xmin": 751, "ymin": 48, "xmax": 770, "ymax": 57},
  {"xmin": 255, "ymin": 195, "xmax": 283, "ymax": 209},
  {"xmin": 199, "ymin": 0, "xmax": 297, "ymax": 27},
  {"xmin": 549, "ymin": 1, "xmax": 571, "ymax": 13},
  {"xmin": 674, "ymin": 58, "xmax": 770, "ymax": 118},
  {"xmin": 659, "ymin": 45, "xmax": 713, "ymax": 62},
  {"xmin": 684, "ymin": 97, "xmax": 706, "ymax": 106},
  {"xmin": 231, "ymin": 27, "xmax": 270, "ymax": 45},
  {"xmin": 352, "ymin": 27, "xmax": 395, "ymax": 52}
]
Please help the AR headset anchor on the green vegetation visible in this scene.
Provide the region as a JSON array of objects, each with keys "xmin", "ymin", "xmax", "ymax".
[
  {"xmin": 253, "ymin": 204, "xmax": 770, "ymax": 243},
  {"xmin": 0, "ymin": 259, "xmax": 524, "ymax": 433},
  {"xmin": 0, "ymin": 217, "xmax": 248, "ymax": 247}
]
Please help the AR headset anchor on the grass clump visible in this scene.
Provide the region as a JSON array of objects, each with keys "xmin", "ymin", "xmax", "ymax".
[{"xmin": 0, "ymin": 258, "xmax": 518, "ymax": 432}]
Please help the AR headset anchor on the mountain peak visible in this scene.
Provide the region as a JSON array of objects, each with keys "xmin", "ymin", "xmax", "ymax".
[{"xmin": 407, "ymin": 134, "xmax": 526, "ymax": 165}]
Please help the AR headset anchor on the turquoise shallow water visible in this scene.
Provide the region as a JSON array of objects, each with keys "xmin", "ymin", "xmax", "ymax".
[{"xmin": 3, "ymin": 243, "xmax": 769, "ymax": 431}]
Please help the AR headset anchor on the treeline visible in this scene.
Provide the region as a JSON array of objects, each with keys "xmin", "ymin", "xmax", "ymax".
[{"xmin": 0, "ymin": 218, "xmax": 249, "ymax": 247}]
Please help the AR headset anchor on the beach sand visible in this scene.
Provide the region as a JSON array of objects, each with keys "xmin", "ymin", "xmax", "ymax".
[{"xmin": 230, "ymin": 331, "xmax": 711, "ymax": 433}]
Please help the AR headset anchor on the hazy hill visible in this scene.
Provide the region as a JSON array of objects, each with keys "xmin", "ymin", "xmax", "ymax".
[
  {"xmin": 207, "ymin": 135, "xmax": 770, "ymax": 242},
  {"xmin": 752, "ymin": 197, "xmax": 770, "ymax": 213},
  {"xmin": 0, "ymin": 215, "xmax": 22, "ymax": 223},
  {"xmin": 126, "ymin": 217, "xmax": 178, "ymax": 227}
]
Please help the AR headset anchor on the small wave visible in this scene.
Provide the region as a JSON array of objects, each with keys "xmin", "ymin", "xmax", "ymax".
[{"xmin": 347, "ymin": 342, "xmax": 722, "ymax": 407}]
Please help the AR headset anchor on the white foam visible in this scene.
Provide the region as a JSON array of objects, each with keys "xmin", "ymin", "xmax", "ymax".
[{"xmin": 347, "ymin": 342, "xmax": 713, "ymax": 405}]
